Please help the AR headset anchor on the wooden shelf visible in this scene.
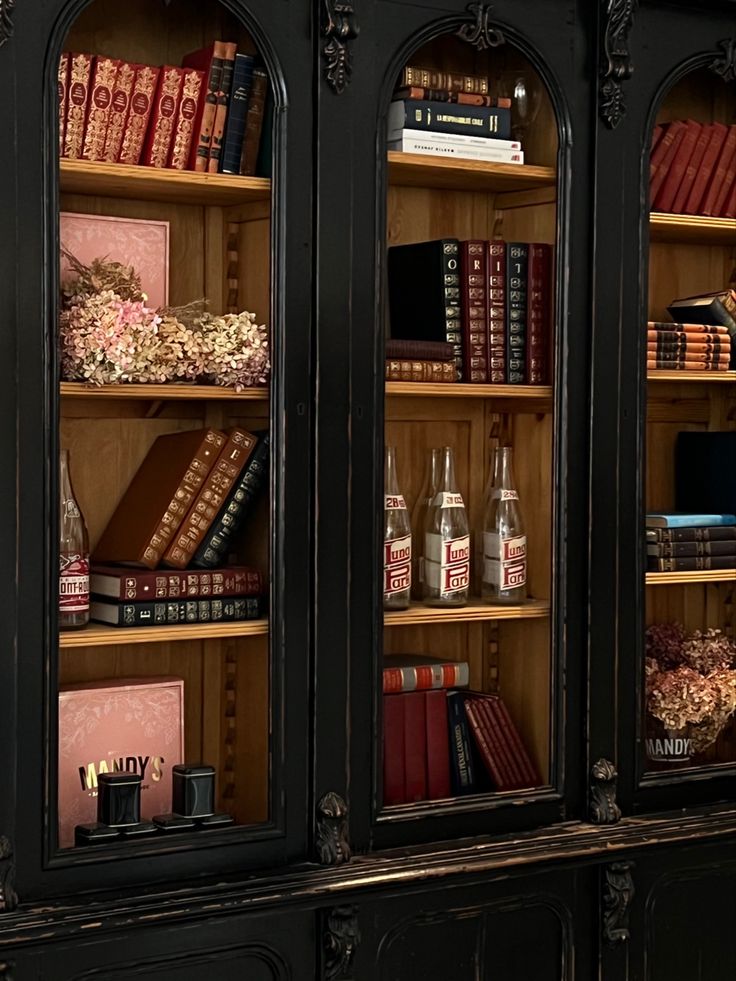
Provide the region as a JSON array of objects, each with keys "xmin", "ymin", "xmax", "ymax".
[
  {"xmin": 387, "ymin": 152, "xmax": 556, "ymax": 193},
  {"xmin": 60, "ymin": 382, "xmax": 268, "ymax": 401},
  {"xmin": 647, "ymin": 371, "xmax": 736, "ymax": 384},
  {"xmin": 646, "ymin": 570, "xmax": 736, "ymax": 586},
  {"xmin": 385, "ymin": 382, "xmax": 553, "ymax": 399},
  {"xmin": 384, "ymin": 600, "xmax": 550, "ymax": 627},
  {"xmin": 60, "ymin": 619, "xmax": 269, "ymax": 648},
  {"xmin": 59, "ymin": 159, "xmax": 271, "ymax": 206},
  {"xmin": 649, "ymin": 211, "xmax": 736, "ymax": 245}
]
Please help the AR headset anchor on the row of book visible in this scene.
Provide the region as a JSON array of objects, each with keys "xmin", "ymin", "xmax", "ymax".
[
  {"xmin": 383, "ymin": 655, "xmax": 540, "ymax": 805},
  {"xmin": 646, "ymin": 514, "xmax": 736, "ymax": 572},
  {"xmin": 93, "ymin": 427, "xmax": 269, "ymax": 573},
  {"xmin": 90, "ymin": 565, "xmax": 263, "ymax": 627},
  {"xmin": 388, "ymin": 238, "xmax": 552, "ymax": 384},
  {"xmin": 387, "ymin": 65, "xmax": 521, "ymax": 165},
  {"xmin": 59, "ymin": 45, "xmax": 269, "ymax": 175},
  {"xmin": 650, "ymin": 119, "xmax": 736, "ymax": 217},
  {"xmin": 647, "ymin": 322, "xmax": 732, "ymax": 372}
]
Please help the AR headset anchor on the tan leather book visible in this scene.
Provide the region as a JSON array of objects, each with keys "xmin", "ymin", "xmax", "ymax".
[
  {"xmin": 92, "ymin": 428, "xmax": 226, "ymax": 569},
  {"xmin": 162, "ymin": 428, "xmax": 257, "ymax": 569}
]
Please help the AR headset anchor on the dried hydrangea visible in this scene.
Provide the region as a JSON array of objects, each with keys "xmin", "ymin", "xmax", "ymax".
[
  {"xmin": 62, "ymin": 249, "xmax": 144, "ymax": 305},
  {"xmin": 198, "ymin": 311, "xmax": 270, "ymax": 390},
  {"xmin": 645, "ymin": 622, "xmax": 736, "ymax": 752}
]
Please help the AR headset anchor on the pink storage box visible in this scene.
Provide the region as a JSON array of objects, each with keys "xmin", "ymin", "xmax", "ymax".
[
  {"xmin": 58, "ymin": 676, "xmax": 184, "ymax": 847},
  {"xmin": 60, "ymin": 212, "xmax": 170, "ymax": 309}
]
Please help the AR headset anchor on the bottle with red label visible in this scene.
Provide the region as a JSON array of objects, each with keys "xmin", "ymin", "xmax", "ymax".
[
  {"xmin": 423, "ymin": 446, "xmax": 469, "ymax": 607},
  {"xmin": 481, "ymin": 445, "xmax": 527, "ymax": 604},
  {"xmin": 59, "ymin": 448, "xmax": 90, "ymax": 629},
  {"xmin": 383, "ymin": 446, "xmax": 412, "ymax": 610}
]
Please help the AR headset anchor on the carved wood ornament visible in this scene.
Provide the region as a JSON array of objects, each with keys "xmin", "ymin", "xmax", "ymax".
[
  {"xmin": 602, "ymin": 861, "xmax": 635, "ymax": 944},
  {"xmin": 599, "ymin": 0, "xmax": 637, "ymax": 128},
  {"xmin": 322, "ymin": 0, "xmax": 359, "ymax": 95},
  {"xmin": 0, "ymin": 0, "xmax": 15, "ymax": 48},
  {"xmin": 710, "ymin": 39, "xmax": 736, "ymax": 83},
  {"xmin": 323, "ymin": 905, "xmax": 361, "ymax": 980},
  {"xmin": 456, "ymin": 3, "xmax": 505, "ymax": 51},
  {"xmin": 0, "ymin": 837, "xmax": 17, "ymax": 914},
  {"xmin": 589, "ymin": 758, "xmax": 622, "ymax": 824},
  {"xmin": 316, "ymin": 791, "xmax": 352, "ymax": 865}
]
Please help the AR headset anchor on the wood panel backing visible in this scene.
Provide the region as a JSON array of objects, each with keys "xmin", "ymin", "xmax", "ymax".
[
  {"xmin": 648, "ymin": 242, "xmax": 735, "ymax": 322},
  {"xmin": 496, "ymin": 618, "xmax": 550, "ymax": 782}
]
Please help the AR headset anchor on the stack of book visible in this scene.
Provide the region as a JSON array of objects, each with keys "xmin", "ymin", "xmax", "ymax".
[
  {"xmin": 649, "ymin": 119, "xmax": 736, "ymax": 217},
  {"xmin": 90, "ymin": 426, "xmax": 269, "ymax": 627},
  {"xmin": 59, "ymin": 45, "xmax": 271, "ymax": 175},
  {"xmin": 647, "ymin": 321, "xmax": 732, "ymax": 372},
  {"xmin": 646, "ymin": 514, "xmax": 736, "ymax": 572},
  {"xmin": 388, "ymin": 238, "xmax": 552, "ymax": 384},
  {"xmin": 382, "ymin": 655, "xmax": 540, "ymax": 805},
  {"xmin": 387, "ymin": 65, "xmax": 521, "ymax": 165},
  {"xmin": 385, "ymin": 339, "xmax": 458, "ymax": 383}
]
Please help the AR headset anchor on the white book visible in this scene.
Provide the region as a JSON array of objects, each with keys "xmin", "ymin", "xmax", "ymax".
[
  {"xmin": 388, "ymin": 133, "xmax": 524, "ymax": 165},
  {"xmin": 387, "ymin": 127, "xmax": 521, "ymax": 151}
]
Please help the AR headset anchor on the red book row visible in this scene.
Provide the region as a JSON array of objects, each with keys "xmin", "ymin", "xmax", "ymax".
[
  {"xmin": 58, "ymin": 44, "xmax": 268, "ymax": 175},
  {"xmin": 650, "ymin": 119, "xmax": 736, "ymax": 218}
]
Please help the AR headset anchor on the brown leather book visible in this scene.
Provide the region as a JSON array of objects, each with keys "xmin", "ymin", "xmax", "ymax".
[
  {"xmin": 183, "ymin": 41, "xmax": 226, "ymax": 171},
  {"xmin": 207, "ymin": 42, "xmax": 237, "ymax": 173},
  {"xmin": 162, "ymin": 428, "xmax": 257, "ymax": 569},
  {"xmin": 92, "ymin": 429, "xmax": 225, "ymax": 569},
  {"xmin": 239, "ymin": 67, "xmax": 268, "ymax": 176},
  {"xmin": 460, "ymin": 241, "xmax": 488, "ymax": 383}
]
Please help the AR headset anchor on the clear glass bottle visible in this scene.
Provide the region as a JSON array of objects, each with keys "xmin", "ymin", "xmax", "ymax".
[
  {"xmin": 481, "ymin": 445, "xmax": 527, "ymax": 605},
  {"xmin": 410, "ymin": 448, "xmax": 440, "ymax": 600},
  {"xmin": 59, "ymin": 449, "xmax": 90, "ymax": 629},
  {"xmin": 383, "ymin": 446, "xmax": 411, "ymax": 610},
  {"xmin": 423, "ymin": 446, "xmax": 469, "ymax": 607}
]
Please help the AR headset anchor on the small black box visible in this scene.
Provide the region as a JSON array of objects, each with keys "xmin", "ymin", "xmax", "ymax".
[
  {"xmin": 675, "ymin": 432, "xmax": 736, "ymax": 516},
  {"xmin": 172, "ymin": 764, "xmax": 215, "ymax": 818},
  {"xmin": 98, "ymin": 771, "xmax": 142, "ymax": 827}
]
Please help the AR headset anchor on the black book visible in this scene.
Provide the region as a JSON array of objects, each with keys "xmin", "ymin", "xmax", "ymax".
[
  {"xmin": 220, "ymin": 54, "xmax": 254, "ymax": 175},
  {"xmin": 387, "ymin": 239, "xmax": 463, "ymax": 380},
  {"xmin": 667, "ymin": 292, "xmax": 736, "ymax": 367},
  {"xmin": 446, "ymin": 691, "xmax": 476, "ymax": 795},
  {"xmin": 646, "ymin": 526, "xmax": 736, "ymax": 544},
  {"xmin": 647, "ymin": 540, "xmax": 736, "ymax": 557},
  {"xmin": 648, "ymin": 555, "xmax": 736, "ymax": 572},
  {"xmin": 506, "ymin": 243, "xmax": 528, "ymax": 383},
  {"xmin": 192, "ymin": 431, "xmax": 270, "ymax": 569},
  {"xmin": 90, "ymin": 596, "xmax": 262, "ymax": 627}
]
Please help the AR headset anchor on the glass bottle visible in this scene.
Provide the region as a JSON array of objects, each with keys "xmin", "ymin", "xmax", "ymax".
[
  {"xmin": 410, "ymin": 448, "xmax": 440, "ymax": 600},
  {"xmin": 383, "ymin": 446, "xmax": 411, "ymax": 610},
  {"xmin": 423, "ymin": 446, "xmax": 470, "ymax": 607},
  {"xmin": 59, "ymin": 449, "xmax": 90, "ymax": 629},
  {"xmin": 481, "ymin": 445, "xmax": 527, "ymax": 604}
]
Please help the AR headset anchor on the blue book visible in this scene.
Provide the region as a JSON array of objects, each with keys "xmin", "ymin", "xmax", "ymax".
[
  {"xmin": 646, "ymin": 513, "xmax": 736, "ymax": 528},
  {"xmin": 387, "ymin": 99, "xmax": 511, "ymax": 140},
  {"xmin": 220, "ymin": 53, "xmax": 254, "ymax": 175},
  {"xmin": 446, "ymin": 691, "xmax": 476, "ymax": 795}
]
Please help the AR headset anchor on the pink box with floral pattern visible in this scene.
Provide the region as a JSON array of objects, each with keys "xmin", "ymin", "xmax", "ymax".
[
  {"xmin": 58, "ymin": 676, "xmax": 184, "ymax": 847},
  {"xmin": 60, "ymin": 212, "xmax": 169, "ymax": 309}
]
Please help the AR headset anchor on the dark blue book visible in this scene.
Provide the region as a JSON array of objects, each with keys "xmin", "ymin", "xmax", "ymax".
[
  {"xmin": 255, "ymin": 85, "xmax": 274, "ymax": 178},
  {"xmin": 387, "ymin": 99, "xmax": 511, "ymax": 140},
  {"xmin": 220, "ymin": 53, "xmax": 255, "ymax": 175},
  {"xmin": 446, "ymin": 691, "xmax": 476, "ymax": 795},
  {"xmin": 192, "ymin": 431, "xmax": 270, "ymax": 569}
]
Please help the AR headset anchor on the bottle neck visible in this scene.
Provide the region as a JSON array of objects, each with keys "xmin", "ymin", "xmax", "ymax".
[
  {"xmin": 385, "ymin": 445, "xmax": 399, "ymax": 494},
  {"xmin": 60, "ymin": 449, "xmax": 73, "ymax": 501},
  {"xmin": 429, "ymin": 448, "xmax": 441, "ymax": 496},
  {"xmin": 493, "ymin": 446, "xmax": 516, "ymax": 490},
  {"xmin": 438, "ymin": 447, "xmax": 457, "ymax": 492}
]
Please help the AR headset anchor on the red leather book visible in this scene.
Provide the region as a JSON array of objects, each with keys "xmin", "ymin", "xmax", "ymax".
[
  {"xmin": 475, "ymin": 696, "xmax": 524, "ymax": 788},
  {"xmin": 650, "ymin": 121, "xmax": 686, "ymax": 204},
  {"xmin": 162, "ymin": 428, "xmax": 257, "ymax": 568},
  {"xmin": 700, "ymin": 124, "xmax": 736, "ymax": 216},
  {"xmin": 118, "ymin": 65, "xmax": 160, "ymax": 165},
  {"xmin": 383, "ymin": 694, "xmax": 405, "ymax": 806},
  {"xmin": 710, "ymin": 124, "xmax": 736, "ymax": 216},
  {"xmin": 672, "ymin": 123, "xmax": 713, "ymax": 214},
  {"xmin": 141, "ymin": 66, "xmax": 184, "ymax": 169},
  {"xmin": 102, "ymin": 61, "xmax": 137, "ymax": 163},
  {"xmin": 81, "ymin": 56, "xmax": 120, "ymax": 161},
  {"xmin": 403, "ymin": 691, "xmax": 427, "ymax": 803},
  {"xmin": 168, "ymin": 67, "xmax": 205, "ymax": 170},
  {"xmin": 653, "ymin": 120, "xmax": 701, "ymax": 213},
  {"xmin": 526, "ymin": 243, "xmax": 552, "ymax": 385},
  {"xmin": 724, "ymin": 175, "xmax": 736, "ymax": 219},
  {"xmin": 239, "ymin": 66, "xmax": 268, "ymax": 176},
  {"xmin": 460, "ymin": 241, "xmax": 488, "ymax": 382},
  {"xmin": 487, "ymin": 240, "xmax": 506, "ymax": 384},
  {"xmin": 58, "ymin": 53, "xmax": 70, "ymax": 156},
  {"xmin": 183, "ymin": 41, "xmax": 226, "ymax": 172},
  {"xmin": 63, "ymin": 52, "xmax": 93, "ymax": 159},
  {"xmin": 649, "ymin": 121, "xmax": 684, "ymax": 183},
  {"xmin": 424, "ymin": 689, "xmax": 451, "ymax": 799},
  {"xmin": 383, "ymin": 655, "xmax": 469, "ymax": 693},
  {"xmin": 207, "ymin": 41, "xmax": 237, "ymax": 173},
  {"xmin": 684, "ymin": 122, "xmax": 728, "ymax": 214},
  {"xmin": 493, "ymin": 697, "xmax": 541, "ymax": 786},
  {"xmin": 650, "ymin": 123, "xmax": 664, "ymax": 156},
  {"xmin": 463, "ymin": 696, "xmax": 507, "ymax": 788}
]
